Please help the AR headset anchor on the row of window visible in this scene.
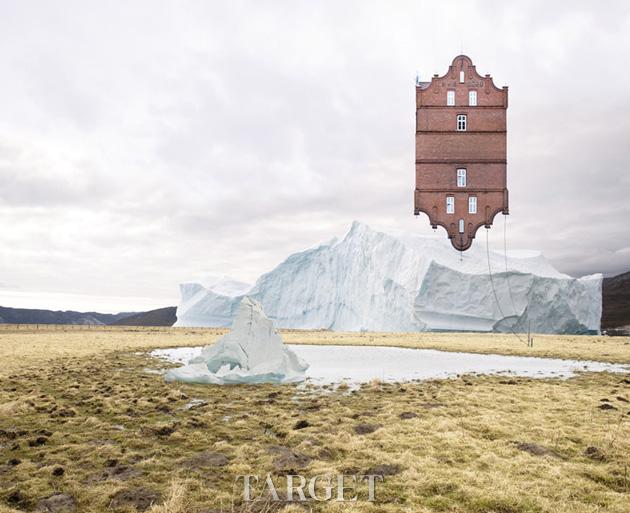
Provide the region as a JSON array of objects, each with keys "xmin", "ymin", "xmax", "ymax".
[
  {"xmin": 447, "ymin": 90, "xmax": 477, "ymax": 107},
  {"xmin": 446, "ymin": 196, "xmax": 477, "ymax": 214}
]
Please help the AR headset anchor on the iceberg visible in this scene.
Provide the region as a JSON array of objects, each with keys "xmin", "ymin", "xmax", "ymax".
[
  {"xmin": 165, "ymin": 297, "xmax": 308, "ymax": 384},
  {"xmin": 174, "ymin": 222, "xmax": 602, "ymax": 334}
]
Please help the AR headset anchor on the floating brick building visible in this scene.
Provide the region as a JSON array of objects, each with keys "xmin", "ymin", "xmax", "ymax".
[{"xmin": 414, "ymin": 55, "xmax": 509, "ymax": 251}]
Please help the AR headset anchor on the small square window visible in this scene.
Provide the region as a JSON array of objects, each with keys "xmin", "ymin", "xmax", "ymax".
[
  {"xmin": 469, "ymin": 90, "xmax": 477, "ymax": 106},
  {"xmin": 446, "ymin": 196, "xmax": 455, "ymax": 214},
  {"xmin": 468, "ymin": 196, "xmax": 477, "ymax": 214},
  {"xmin": 456, "ymin": 114, "xmax": 467, "ymax": 131},
  {"xmin": 447, "ymin": 90, "xmax": 455, "ymax": 106}
]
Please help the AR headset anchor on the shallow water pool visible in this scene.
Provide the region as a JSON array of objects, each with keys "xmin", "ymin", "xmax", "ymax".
[{"xmin": 150, "ymin": 344, "xmax": 628, "ymax": 385}]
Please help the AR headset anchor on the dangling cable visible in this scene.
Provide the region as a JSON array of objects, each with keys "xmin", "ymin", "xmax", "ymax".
[
  {"xmin": 503, "ymin": 215, "xmax": 522, "ymax": 324},
  {"xmin": 486, "ymin": 227, "xmax": 527, "ymax": 345}
]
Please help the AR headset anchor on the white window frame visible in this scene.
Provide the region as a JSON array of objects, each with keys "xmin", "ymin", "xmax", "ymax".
[
  {"xmin": 456, "ymin": 114, "xmax": 467, "ymax": 131},
  {"xmin": 468, "ymin": 196, "xmax": 477, "ymax": 214},
  {"xmin": 459, "ymin": 219, "xmax": 465, "ymax": 233},
  {"xmin": 457, "ymin": 168, "xmax": 467, "ymax": 187},
  {"xmin": 469, "ymin": 90, "xmax": 477, "ymax": 106},
  {"xmin": 459, "ymin": 70, "xmax": 465, "ymax": 83},
  {"xmin": 446, "ymin": 196, "xmax": 455, "ymax": 214},
  {"xmin": 447, "ymin": 90, "xmax": 455, "ymax": 106}
]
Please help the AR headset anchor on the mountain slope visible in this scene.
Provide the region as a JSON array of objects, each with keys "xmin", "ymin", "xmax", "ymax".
[
  {"xmin": 602, "ymin": 271, "xmax": 630, "ymax": 330},
  {"xmin": 0, "ymin": 306, "xmax": 135, "ymax": 325},
  {"xmin": 110, "ymin": 307, "xmax": 177, "ymax": 326}
]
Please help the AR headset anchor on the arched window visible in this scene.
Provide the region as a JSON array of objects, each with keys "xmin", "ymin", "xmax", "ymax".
[
  {"xmin": 457, "ymin": 168, "xmax": 467, "ymax": 187},
  {"xmin": 456, "ymin": 114, "xmax": 467, "ymax": 131}
]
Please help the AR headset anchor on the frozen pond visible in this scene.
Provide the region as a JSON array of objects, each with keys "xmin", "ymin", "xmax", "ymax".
[{"xmin": 150, "ymin": 344, "xmax": 629, "ymax": 385}]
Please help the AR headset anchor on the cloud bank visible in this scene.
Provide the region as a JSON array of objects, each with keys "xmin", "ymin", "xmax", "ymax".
[{"xmin": 1, "ymin": 0, "xmax": 629, "ymax": 310}]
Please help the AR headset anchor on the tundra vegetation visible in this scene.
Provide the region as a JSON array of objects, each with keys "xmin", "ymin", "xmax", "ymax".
[{"xmin": 0, "ymin": 326, "xmax": 629, "ymax": 513}]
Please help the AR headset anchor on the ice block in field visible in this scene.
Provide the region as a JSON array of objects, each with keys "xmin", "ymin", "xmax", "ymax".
[
  {"xmin": 165, "ymin": 297, "xmax": 308, "ymax": 385},
  {"xmin": 174, "ymin": 221, "xmax": 602, "ymax": 334}
]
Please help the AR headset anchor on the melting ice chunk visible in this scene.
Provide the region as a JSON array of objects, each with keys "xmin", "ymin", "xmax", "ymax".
[{"xmin": 165, "ymin": 297, "xmax": 308, "ymax": 384}]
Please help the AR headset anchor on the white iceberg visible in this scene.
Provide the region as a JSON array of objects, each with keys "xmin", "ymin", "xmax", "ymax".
[
  {"xmin": 174, "ymin": 221, "xmax": 602, "ymax": 334},
  {"xmin": 165, "ymin": 297, "xmax": 308, "ymax": 384}
]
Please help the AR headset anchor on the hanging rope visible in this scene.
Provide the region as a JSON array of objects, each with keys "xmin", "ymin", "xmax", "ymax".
[
  {"xmin": 503, "ymin": 215, "xmax": 523, "ymax": 324},
  {"xmin": 485, "ymin": 226, "xmax": 528, "ymax": 346}
]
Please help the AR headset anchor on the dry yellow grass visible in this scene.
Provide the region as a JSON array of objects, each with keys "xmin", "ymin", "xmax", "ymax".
[
  {"xmin": 0, "ymin": 326, "xmax": 225, "ymax": 374},
  {"xmin": 0, "ymin": 325, "xmax": 629, "ymax": 376},
  {"xmin": 0, "ymin": 326, "xmax": 629, "ymax": 512},
  {"xmin": 145, "ymin": 480, "xmax": 190, "ymax": 513}
]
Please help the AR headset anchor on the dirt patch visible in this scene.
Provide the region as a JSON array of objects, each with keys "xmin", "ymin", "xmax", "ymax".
[
  {"xmin": 6, "ymin": 490, "xmax": 29, "ymax": 508},
  {"xmin": 354, "ymin": 423, "xmax": 381, "ymax": 435},
  {"xmin": 36, "ymin": 493, "xmax": 76, "ymax": 512},
  {"xmin": 365, "ymin": 463, "xmax": 403, "ymax": 476},
  {"xmin": 514, "ymin": 442, "xmax": 556, "ymax": 457},
  {"xmin": 104, "ymin": 464, "xmax": 144, "ymax": 481},
  {"xmin": 584, "ymin": 446, "xmax": 606, "ymax": 461},
  {"xmin": 28, "ymin": 435, "xmax": 49, "ymax": 447},
  {"xmin": 109, "ymin": 488, "xmax": 160, "ymax": 511},
  {"xmin": 268, "ymin": 446, "xmax": 311, "ymax": 472},
  {"xmin": 182, "ymin": 451, "xmax": 229, "ymax": 469}
]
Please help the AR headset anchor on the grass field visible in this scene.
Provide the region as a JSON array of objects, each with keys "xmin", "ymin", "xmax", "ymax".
[
  {"xmin": 0, "ymin": 327, "xmax": 629, "ymax": 512},
  {"xmin": 1, "ymin": 325, "xmax": 630, "ymax": 374}
]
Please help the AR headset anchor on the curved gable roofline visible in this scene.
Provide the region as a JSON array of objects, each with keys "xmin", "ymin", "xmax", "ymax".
[
  {"xmin": 452, "ymin": 54, "xmax": 474, "ymax": 66},
  {"xmin": 425, "ymin": 55, "xmax": 506, "ymax": 93}
]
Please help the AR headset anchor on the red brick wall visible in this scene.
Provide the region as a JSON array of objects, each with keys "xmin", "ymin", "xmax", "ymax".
[
  {"xmin": 416, "ymin": 133, "xmax": 506, "ymax": 161},
  {"xmin": 417, "ymin": 108, "xmax": 506, "ymax": 131},
  {"xmin": 415, "ymin": 189, "xmax": 507, "ymax": 232},
  {"xmin": 416, "ymin": 163, "xmax": 506, "ymax": 189},
  {"xmin": 414, "ymin": 55, "xmax": 508, "ymax": 251}
]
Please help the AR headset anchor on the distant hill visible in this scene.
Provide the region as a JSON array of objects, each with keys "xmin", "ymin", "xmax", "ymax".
[
  {"xmin": 0, "ymin": 306, "xmax": 135, "ymax": 325},
  {"xmin": 0, "ymin": 305, "xmax": 177, "ymax": 327},
  {"xmin": 110, "ymin": 307, "xmax": 177, "ymax": 327},
  {"xmin": 602, "ymin": 271, "xmax": 630, "ymax": 332}
]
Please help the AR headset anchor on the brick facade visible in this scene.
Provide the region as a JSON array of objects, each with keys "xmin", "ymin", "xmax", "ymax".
[{"xmin": 414, "ymin": 55, "xmax": 509, "ymax": 251}]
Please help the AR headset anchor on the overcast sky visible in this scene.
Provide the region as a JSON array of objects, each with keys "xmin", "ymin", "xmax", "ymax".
[{"xmin": 1, "ymin": 0, "xmax": 629, "ymax": 312}]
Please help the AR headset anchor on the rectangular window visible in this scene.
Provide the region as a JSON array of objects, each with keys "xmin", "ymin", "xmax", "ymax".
[
  {"xmin": 459, "ymin": 219, "xmax": 465, "ymax": 233},
  {"xmin": 456, "ymin": 114, "xmax": 467, "ymax": 131},
  {"xmin": 447, "ymin": 90, "xmax": 455, "ymax": 106},
  {"xmin": 457, "ymin": 168, "xmax": 467, "ymax": 187},
  {"xmin": 446, "ymin": 196, "xmax": 454, "ymax": 214},
  {"xmin": 469, "ymin": 90, "xmax": 477, "ymax": 106},
  {"xmin": 459, "ymin": 70, "xmax": 465, "ymax": 83},
  {"xmin": 468, "ymin": 196, "xmax": 477, "ymax": 214}
]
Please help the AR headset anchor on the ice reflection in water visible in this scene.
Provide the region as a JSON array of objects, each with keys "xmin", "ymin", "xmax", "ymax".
[{"xmin": 151, "ymin": 345, "xmax": 628, "ymax": 385}]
